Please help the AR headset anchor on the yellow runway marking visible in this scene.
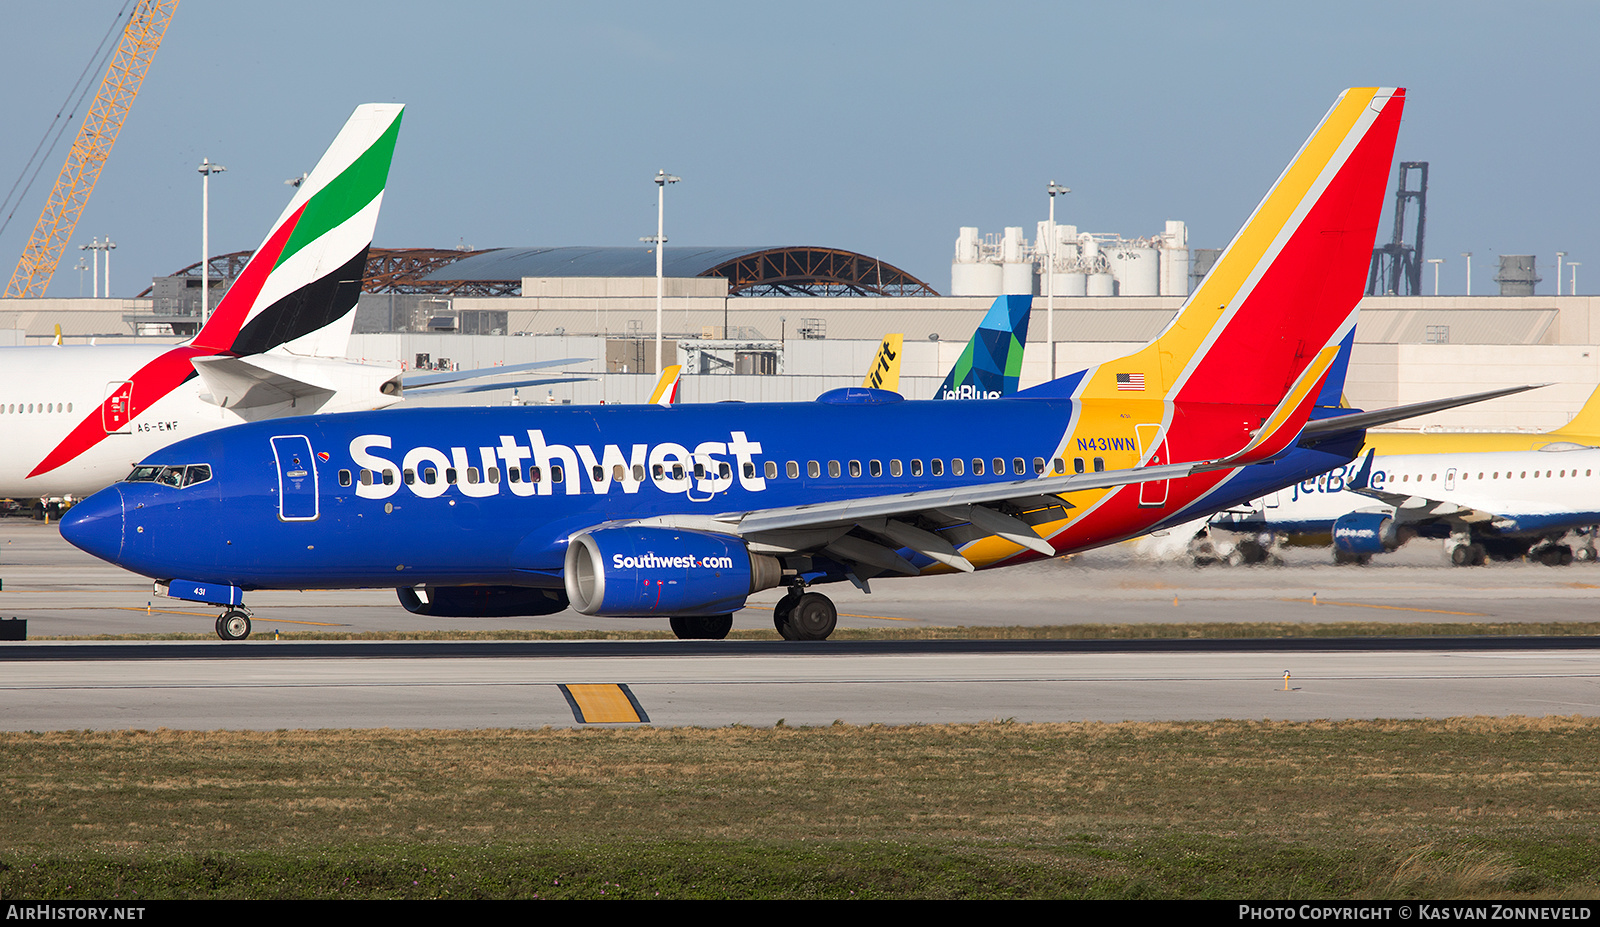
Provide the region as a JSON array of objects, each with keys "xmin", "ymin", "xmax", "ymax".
[
  {"xmin": 561, "ymin": 684, "xmax": 648, "ymax": 724},
  {"xmin": 1281, "ymin": 598, "xmax": 1484, "ymax": 617}
]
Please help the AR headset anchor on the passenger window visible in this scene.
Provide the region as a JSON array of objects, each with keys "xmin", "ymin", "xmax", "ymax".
[
  {"xmin": 765, "ymin": 461, "xmax": 778, "ymax": 479},
  {"xmin": 592, "ymin": 465, "xmax": 604, "ymax": 482},
  {"xmin": 910, "ymin": 459, "xmax": 923, "ymax": 477},
  {"xmin": 1033, "ymin": 457, "xmax": 1046, "ymax": 475},
  {"xmin": 828, "ymin": 461, "xmax": 841, "ymax": 478},
  {"xmin": 719, "ymin": 462, "xmax": 731, "ymax": 479},
  {"xmin": 1014, "ymin": 457, "xmax": 1026, "ymax": 475},
  {"xmin": 808, "ymin": 461, "xmax": 821, "ymax": 478},
  {"xmin": 509, "ymin": 467, "xmax": 521, "ymax": 483},
  {"xmin": 551, "ymin": 465, "xmax": 563, "ymax": 483},
  {"xmin": 383, "ymin": 470, "xmax": 395, "ymax": 485},
  {"xmin": 467, "ymin": 468, "xmax": 481, "ymax": 485},
  {"xmin": 339, "ymin": 470, "xmax": 352, "ymax": 487},
  {"xmin": 670, "ymin": 464, "xmax": 683, "ymax": 480},
  {"xmin": 1093, "ymin": 458, "xmax": 1105, "ymax": 472},
  {"xmin": 613, "ymin": 464, "xmax": 626, "ymax": 481},
  {"xmin": 870, "ymin": 460, "xmax": 883, "ymax": 477},
  {"xmin": 787, "ymin": 461, "xmax": 800, "ymax": 479},
  {"xmin": 359, "ymin": 470, "xmax": 373, "ymax": 486},
  {"xmin": 633, "ymin": 464, "xmax": 646, "ymax": 481},
  {"xmin": 489, "ymin": 467, "xmax": 501, "ymax": 484},
  {"xmin": 849, "ymin": 460, "xmax": 862, "ymax": 478},
  {"xmin": 403, "ymin": 469, "xmax": 416, "ymax": 485},
  {"xmin": 890, "ymin": 460, "xmax": 903, "ymax": 477},
  {"xmin": 931, "ymin": 459, "xmax": 943, "ymax": 477},
  {"xmin": 530, "ymin": 466, "xmax": 543, "ymax": 483},
  {"xmin": 446, "ymin": 468, "xmax": 458, "ymax": 484},
  {"xmin": 972, "ymin": 459, "xmax": 985, "ymax": 476},
  {"xmin": 694, "ymin": 462, "xmax": 706, "ymax": 480},
  {"xmin": 743, "ymin": 462, "xmax": 756, "ymax": 479},
  {"xmin": 423, "ymin": 468, "xmax": 437, "ymax": 484},
  {"xmin": 951, "ymin": 458, "xmax": 963, "ymax": 476},
  {"xmin": 994, "ymin": 458, "xmax": 1006, "ymax": 475},
  {"xmin": 1074, "ymin": 458, "xmax": 1086, "ymax": 474}
]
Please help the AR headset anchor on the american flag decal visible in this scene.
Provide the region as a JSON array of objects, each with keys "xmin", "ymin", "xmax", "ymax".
[{"xmin": 1116, "ymin": 372, "xmax": 1145, "ymax": 391}]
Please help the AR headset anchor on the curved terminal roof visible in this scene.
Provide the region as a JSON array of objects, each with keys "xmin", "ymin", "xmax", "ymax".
[
  {"xmin": 147, "ymin": 246, "xmax": 940, "ymax": 298},
  {"xmin": 423, "ymin": 246, "xmax": 940, "ymax": 297}
]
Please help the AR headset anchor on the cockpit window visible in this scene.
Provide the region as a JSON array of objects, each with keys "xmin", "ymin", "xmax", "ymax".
[{"xmin": 123, "ymin": 464, "xmax": 213, "ymax": 488}]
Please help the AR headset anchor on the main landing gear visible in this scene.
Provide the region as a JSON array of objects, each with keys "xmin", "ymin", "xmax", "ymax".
[
  {"xmin": 215, "ymin": 608, "xmax": 253, "ymax": 641},
  {"xmin": 772, "ymin": 586, "xmax": 837, "ymax": 641},
  {"xmin": 669, "ymin": 614, "xmax": 733, "ymax": 640}
]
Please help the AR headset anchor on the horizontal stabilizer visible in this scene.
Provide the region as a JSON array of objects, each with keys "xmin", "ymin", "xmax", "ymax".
[{"xmin": 191, "ymin": 354, "xmax": 402, "ymax": 416}]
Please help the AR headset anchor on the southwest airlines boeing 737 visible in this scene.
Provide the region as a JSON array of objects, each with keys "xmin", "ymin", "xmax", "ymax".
[{"xmin": 67, "ymin": 88, "xmax": 1446, "ymax": 641}]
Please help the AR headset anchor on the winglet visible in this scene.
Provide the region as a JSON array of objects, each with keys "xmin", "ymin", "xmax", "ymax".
[
  {"xmin": 863, "ymin": 335, "xmax": 902, "ymax": 392},
  {"xmin": 1348, "ymin": 447, "xmax": 1377, "ymax": 491},
  {"xmin": 649, "ymin": 365, "xmax": 683, "ymax": 406},
  {"xmin": 191, "ymin": 103, "xmax": 404, "ymax": 359}
]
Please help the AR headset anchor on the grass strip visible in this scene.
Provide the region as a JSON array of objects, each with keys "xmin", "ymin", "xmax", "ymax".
[{"xmin": 4, "ymin": 718, "xmax": 1600, "ymax": 899}]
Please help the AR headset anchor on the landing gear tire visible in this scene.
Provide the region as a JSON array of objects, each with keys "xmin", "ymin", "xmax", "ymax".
[
  {"xmin": 1333, "ymin": 549, "xmax": 1371, "ymax": 566},
  {"xmin": 1534, "ymin": 544, "xmax": 1574, "ymax": 567},
  {"xmin": 1450, "ymin": 544, "xmax": 1486, "ymax": 567},
  {"xmin": 773, "ymin": 589, "xmax": 804, "ymax": 640},
  {"xmin": 784, "ymin": 592, "xmax": 836, "ymax": 642},
  {"xmin": 216, "ymin": 609, "xmax": 252, "ymax": 641},
  {"xmin": 669, "ymin": 614, "xmax": 733, "ymax": 641}
]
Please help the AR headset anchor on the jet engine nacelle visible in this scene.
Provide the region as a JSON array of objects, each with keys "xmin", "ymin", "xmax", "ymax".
[
  {"xmin": 564, "ymin": 527, "xmax": 782, "ymax": 617},
  {"xmin": 398, "ymin": 585, "xmax": 569, "ymax": 617},
  {"xmin": 1332, "ymin": 512, "xmax": 1397, "ymax": 555}
]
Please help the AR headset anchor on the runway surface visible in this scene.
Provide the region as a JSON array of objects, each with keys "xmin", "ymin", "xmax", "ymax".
[{"xmin": 4, "ymin": 519, "xmax": 1599, "ymax": 729}]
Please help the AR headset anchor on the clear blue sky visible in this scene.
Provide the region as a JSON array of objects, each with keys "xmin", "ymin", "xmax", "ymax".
[{"xmin": 2, "ymin": 0, "xmax": 1595, "ymax": 298}]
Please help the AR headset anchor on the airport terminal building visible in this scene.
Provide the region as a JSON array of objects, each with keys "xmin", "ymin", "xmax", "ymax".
[{"xmin": 3, "ymin": 242, "xmax": 1596, "ymax": 434}]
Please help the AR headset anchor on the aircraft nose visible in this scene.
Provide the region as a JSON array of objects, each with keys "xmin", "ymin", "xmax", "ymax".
[{"xmin": 60, "ymin": 486, "xmax": 125, "ymax": 564}]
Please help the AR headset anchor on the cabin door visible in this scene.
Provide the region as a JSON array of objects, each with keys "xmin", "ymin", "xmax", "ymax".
[
  {"xmin": 1135, "ymin": 423, "xmax": 1170, "ymax": 507},
  {"xmin": 271, "ymin": 435, "xmax": 320, "ymax": 522}
]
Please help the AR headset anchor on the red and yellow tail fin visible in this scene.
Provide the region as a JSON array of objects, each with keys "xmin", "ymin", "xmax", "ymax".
[
  {"xmin": 1077, "ymin": 88, "xmax": 1404, "ymax": 406},
  {"xmin": 648, "ymin": 365, "xmax": 682, "ymax": 406}
]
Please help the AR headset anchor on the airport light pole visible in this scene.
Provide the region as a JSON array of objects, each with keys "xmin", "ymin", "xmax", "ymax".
[
  {"xmin": 198, "ymin": 158, "xmax": 226, "ymax": 323},
  {"xmin": 1046, "ymin": 181, "xmax": 1069, "ymax": 379},
  {"xmin": 644, "ymin": 170, "xmax": 680, "ymax": 375},
  {"xmin": 79, "ymin": 237, "xmax": 115, "ymax": 298},
  {"xmin": 1461, "ymin": 252, "xmax": 1472, "ymax": 296},
  {"xmin": 1557, "ymin": 252, "xmax": 1567, "ymax": 296},
  {"xmin": 1569, "ymin": 262, "xmax": 1581, "ymax": 296},
  {"xmin": 1427, "ymin": 258, "xmax": 1444, "ymax": 295}
]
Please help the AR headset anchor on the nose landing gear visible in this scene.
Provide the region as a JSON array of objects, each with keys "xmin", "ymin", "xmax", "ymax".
[{"xmin": 216, "ymin": 608, "xmax": 253, "ymax": 641}]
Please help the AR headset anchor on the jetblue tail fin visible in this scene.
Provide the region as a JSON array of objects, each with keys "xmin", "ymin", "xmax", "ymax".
[
  {"xmin": 1022, "ymin": 88, "xmax": 1403, "ymax": 407},
  {"xmin": 935, "ymin": 294, "xmax": 1032, "ymax": 400},
  {"xmin": 191, "ymin": 103, "xmax": 404, "ymax": 358}
]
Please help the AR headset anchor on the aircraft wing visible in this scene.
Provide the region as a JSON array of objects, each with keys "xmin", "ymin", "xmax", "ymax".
[
  {"xmin": 607, "ymin": 457, "xmax": 1213, "ymax": 575},
  {"xmin": 403, "ymin": 376, "xmax": 591, "ymax": 396},
  {"xmin": 1299, "ymin": 384, "xmax": 1544, "ymax": 440},
  {"xmin": 400, "ymin": 358, "xmax": 591, "ymax": 389}
]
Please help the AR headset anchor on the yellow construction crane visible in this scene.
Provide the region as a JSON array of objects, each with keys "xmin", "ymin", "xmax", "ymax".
[{"xmin": 6, "ymin": 0, "xmax": 178, "ymax": 299}]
